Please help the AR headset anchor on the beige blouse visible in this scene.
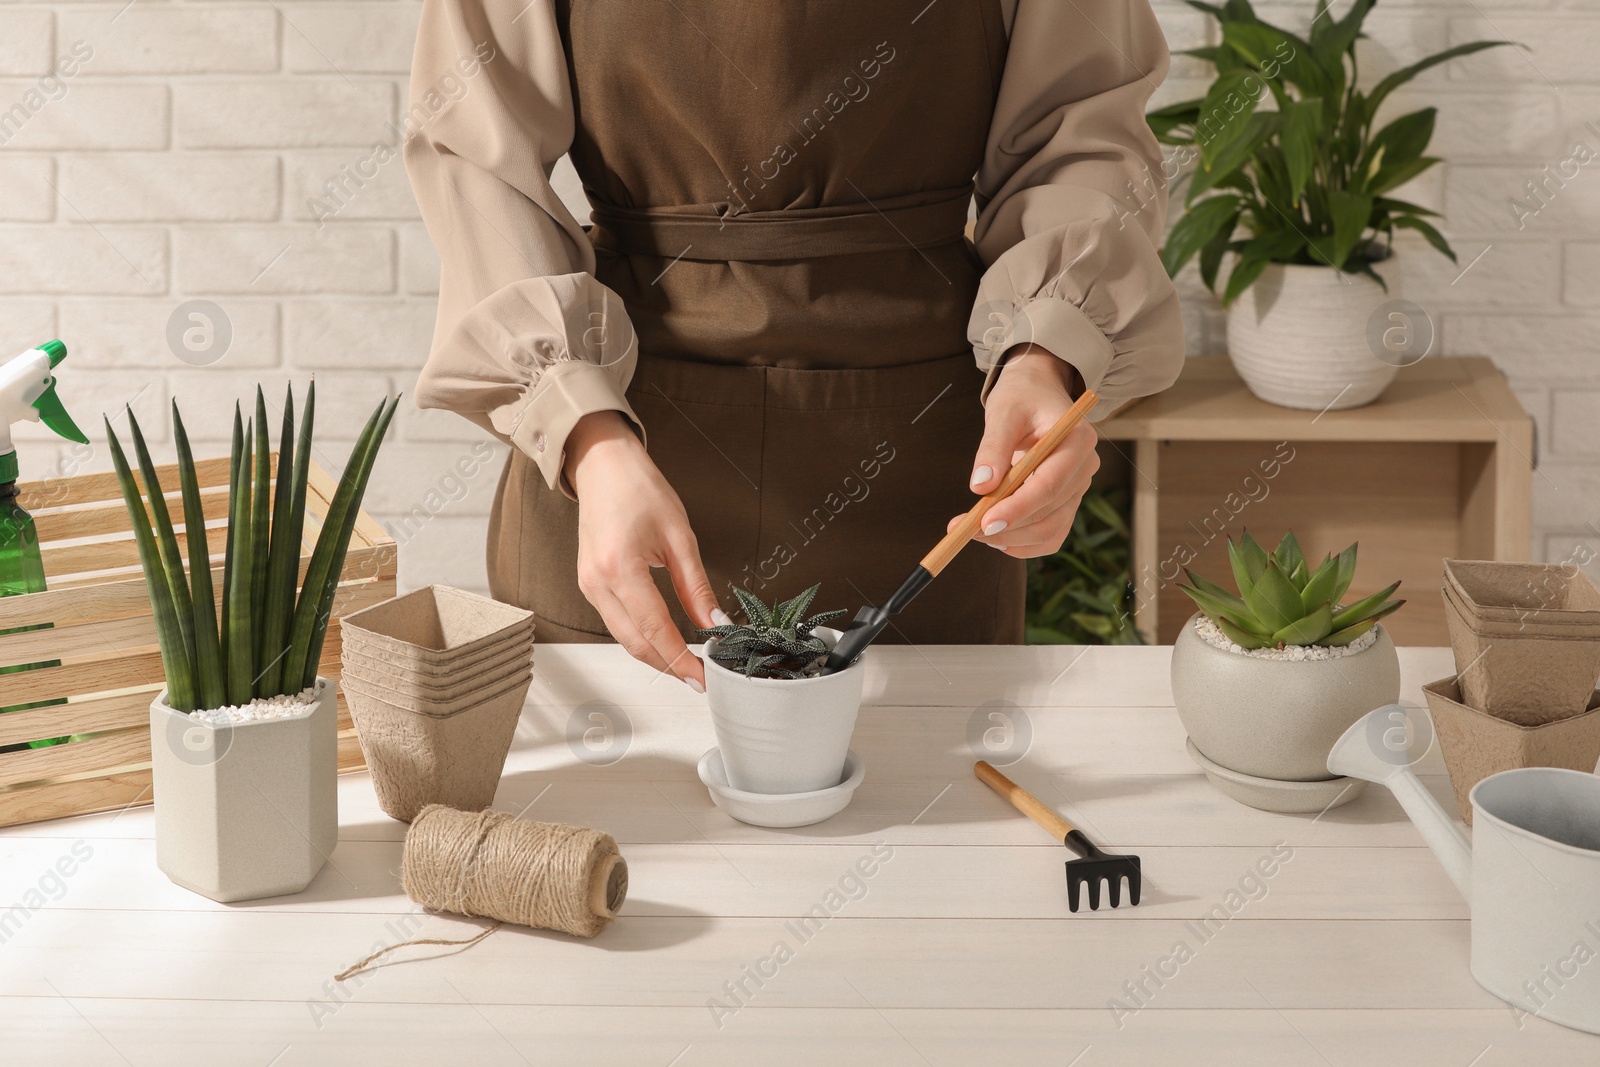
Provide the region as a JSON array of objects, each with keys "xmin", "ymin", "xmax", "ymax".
[{"xmin": 406, "ymin": 0, "xmax": 1185, "ymax": 495}]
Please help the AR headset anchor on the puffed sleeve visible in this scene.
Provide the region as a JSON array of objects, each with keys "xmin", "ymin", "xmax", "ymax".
[
  {"xmin": 405, "ymin": 0, "xmax": 641, "ymax": 496},
  {"xmin": 969, "ymin": 0, "xmax": 1185, "ymax": 417}
]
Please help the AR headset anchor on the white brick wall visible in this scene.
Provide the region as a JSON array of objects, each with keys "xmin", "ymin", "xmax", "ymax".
[{"xmin": 0, "ymin": 0, "xmax": 1594, "ymax": 600}]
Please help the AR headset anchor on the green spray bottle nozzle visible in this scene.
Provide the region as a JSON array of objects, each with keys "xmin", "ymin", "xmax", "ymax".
[{"xmin": 0, "ymin": 340, "xmax": 88, "ymax": 485}]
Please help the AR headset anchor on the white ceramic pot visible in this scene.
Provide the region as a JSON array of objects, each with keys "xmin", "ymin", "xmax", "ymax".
[
  {"xmin": 149, "ymin": 678, "xmax": 338, "ymax": 902},
  {"xmin": 704, "ymin": 628, "xmax": 866, "ymax": 795},
  {"xmin": 1226, "ymin": 261, "xmax": 1399, "ymax": 411},
  {"xmin": 1171, "ymin": 613, "xmax": 1400, "ymax": 786}
]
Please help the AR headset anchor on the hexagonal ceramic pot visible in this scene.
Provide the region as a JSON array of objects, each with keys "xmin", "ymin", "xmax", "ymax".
[{"xmin": 148, "ymin": 678, "xmax": 338, "ymax": 902}]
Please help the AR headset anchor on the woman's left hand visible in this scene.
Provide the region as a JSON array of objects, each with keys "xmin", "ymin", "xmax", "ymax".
[{"xmin": 953, "ymin": 343, "xmax": 1100, "ymax": 558}]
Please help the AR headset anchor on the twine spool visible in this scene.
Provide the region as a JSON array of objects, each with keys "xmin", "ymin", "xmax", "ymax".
[
  {"xmin": 332, "ymin": 805, "xmax": 626, "ymax": 982},
  {"xmin": 403, "ymin": 804, "xmax": 627, "ymax": 938}
]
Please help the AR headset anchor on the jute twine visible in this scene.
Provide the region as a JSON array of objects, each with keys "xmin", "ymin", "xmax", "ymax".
[{"xmin": 333, "ymin": 804, "xmax": 627, "ymax": 981}]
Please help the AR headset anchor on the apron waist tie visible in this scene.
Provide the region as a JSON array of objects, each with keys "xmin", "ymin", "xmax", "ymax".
[{"xmin": 587, "ymin": 187, "xmax": 974, "ymax": 262}]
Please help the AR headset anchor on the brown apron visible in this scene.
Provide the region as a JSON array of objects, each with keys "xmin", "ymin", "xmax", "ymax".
[{"xmin": 489, "ymin": 0, "xmax": 1025, "ymax": 644}]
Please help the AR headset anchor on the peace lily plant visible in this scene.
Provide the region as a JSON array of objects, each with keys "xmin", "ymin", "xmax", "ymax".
[{"xmin": 1148, "ymin": 0, "xmax": 1515, "ymax": 410}]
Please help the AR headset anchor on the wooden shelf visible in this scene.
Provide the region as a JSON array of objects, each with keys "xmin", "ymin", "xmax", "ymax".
[{"xmin": 1097, "ymin": 356, "xmax": 1533, "ymax": 646}]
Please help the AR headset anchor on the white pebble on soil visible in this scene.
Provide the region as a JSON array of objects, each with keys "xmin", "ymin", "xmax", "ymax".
[
  {"xmin": 187, "ymin": 686, "xmax": 321, "ymax": 725},
  {"xmin": 1193, "ymin": 614, "xmax": 1379, "ymax": 660}
]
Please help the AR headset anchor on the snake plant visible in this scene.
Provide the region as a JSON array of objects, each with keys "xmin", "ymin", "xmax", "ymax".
[
  {"xmin": 697, "ymin": 584, "xmax": 846, "ymax": 679},
  {"xmin": 106, "ymin": 383, "xmax": 399, "ymax": 712},
  {"xmin": 1178, "ymin": 531, "xmax": 1403, "ymax": 649}
]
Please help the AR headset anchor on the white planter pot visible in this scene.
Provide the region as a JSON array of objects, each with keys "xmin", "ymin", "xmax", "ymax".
[
  {"xmin": 704, "ymin": 628, "xmax": 866, "ymax": 795},
  {"xmin": 1226, "ymin": 261, "xmax": 1399, "ymax": 410},
  {"xmin": 1171, "ymin": 614, "xmax": 1401, "ymax": 784},
  {"xmin": 149, "ymin": 678, "xmax": 338, "ymax": 902}
]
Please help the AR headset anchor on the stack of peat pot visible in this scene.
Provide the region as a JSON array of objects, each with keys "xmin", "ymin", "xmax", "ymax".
[
  {"xmin": 339, "ymin": 585, "xmax": 535, "ymax": 821},
  {"xmin": 1425, "ymin": 560, "xmax": 1600, "ymax": 821}
]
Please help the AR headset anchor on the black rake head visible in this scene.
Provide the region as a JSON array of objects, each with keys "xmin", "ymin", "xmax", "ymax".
[{"xmin": 1064, "ymin": 831, "xmax": 1142, "ymax": 912}]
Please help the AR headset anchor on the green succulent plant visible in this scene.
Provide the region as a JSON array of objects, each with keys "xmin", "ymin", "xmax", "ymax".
[
  {"xmin": 1178, "ymin": 530, "xmax": 1403, "ymax": 649},
  {"xmin": 698, "ymin": 584, "xmax": 846, "ymax": 679}
]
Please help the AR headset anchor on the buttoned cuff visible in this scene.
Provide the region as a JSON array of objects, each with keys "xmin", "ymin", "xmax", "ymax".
[
  {"xmin": 978, "ymin": 295, "xmax": 1116, "ymax": 414},
  {"xmin": 514, "ymin": 359, "xmax": 645, "ymax": 499}
]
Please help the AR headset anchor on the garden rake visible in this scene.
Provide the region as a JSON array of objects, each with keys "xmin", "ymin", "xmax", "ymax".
[{"xmin": 975, "ymin": 760, "xmax": 1142, "ymax": 912}]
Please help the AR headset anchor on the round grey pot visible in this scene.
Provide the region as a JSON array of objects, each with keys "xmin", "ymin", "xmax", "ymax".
[{"xmin": 1171, "ymin": 613, "xmax": 1401, "ymax": 785}]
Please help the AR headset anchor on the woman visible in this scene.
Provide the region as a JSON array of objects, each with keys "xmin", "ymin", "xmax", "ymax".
[{"xmin": 406, "ymin": 0, "xmax": 1184, "ymax": 689}]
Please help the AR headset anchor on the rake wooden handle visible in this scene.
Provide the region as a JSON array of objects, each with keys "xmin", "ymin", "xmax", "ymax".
[
  {"xmin": 975, "ymin": 760, "xmax": 1075, "ymax": 841},
  {"xmin": 919, "ymin": 390, "xmax": 1099, "ymax": 576}
]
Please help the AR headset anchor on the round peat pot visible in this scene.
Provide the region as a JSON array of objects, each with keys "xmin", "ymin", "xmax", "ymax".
[
  {"xmin": 1170, "ymin": 614, "xmax": 1400, "ymax": 809},
  {"xmin": 704, "ymin": 627, "xmax": 866, "ymax": 795}
]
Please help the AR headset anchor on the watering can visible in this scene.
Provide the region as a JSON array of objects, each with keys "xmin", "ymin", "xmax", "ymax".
[{"xmin": 1329, "ymin": 705, "xmax": 1600, "ymax": 1035}]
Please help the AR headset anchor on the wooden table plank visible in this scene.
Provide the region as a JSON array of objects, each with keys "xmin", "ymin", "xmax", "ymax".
[
  {"xmin": 5, "ymin": 1000, "xmax": 1588, "ymax": 1067},
  {"xmin": 2, "ymin": 643, "xmax": 1592, "ymax": 1064}
]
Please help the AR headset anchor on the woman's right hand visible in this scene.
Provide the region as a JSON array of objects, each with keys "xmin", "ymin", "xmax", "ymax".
[{"xmin": 564, "ymin": 410, "xmax": 723, "ymax": 690}]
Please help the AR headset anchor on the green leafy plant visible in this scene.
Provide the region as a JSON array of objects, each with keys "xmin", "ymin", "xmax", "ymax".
[
  {"xmin": 1149, "ymin": 0, "xmax": 1516, "ymax": 303},
  {"xmin": 106, "ymin": 383, "xmax": 399, "ymax": 712},
  {"xmin": 1179, "ymin": 530, "xmax": 1403, "ymax": 649},
  {"xmin": 698, "ymin": 584, "xmax": 846, "ymax": 679},
  {"xmin": 1026, "ymin": 487, "xmax": 1144, "ymax": 646}
]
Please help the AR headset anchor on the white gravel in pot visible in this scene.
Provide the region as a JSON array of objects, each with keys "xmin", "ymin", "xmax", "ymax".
[
  {"xmin": 1192, "ymin": 614, "xmax": 1379, "ymax": 660},
  {"xmin": 186, "ymin": 686, "xmax": 322, "ymax": 725}
]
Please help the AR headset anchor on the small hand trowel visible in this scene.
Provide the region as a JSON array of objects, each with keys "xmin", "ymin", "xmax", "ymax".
[{"xmin": 820, "ymin": 389, "xmax": 1098, "ymax": 674}]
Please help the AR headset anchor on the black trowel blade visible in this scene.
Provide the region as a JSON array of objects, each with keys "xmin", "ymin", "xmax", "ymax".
[{"xmin": 821, "ymin": 606, "xmax": 887, "ymax": 674}]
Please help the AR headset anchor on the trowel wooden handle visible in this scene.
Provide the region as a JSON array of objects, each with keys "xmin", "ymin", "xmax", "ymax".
[
  {"xmin": 975, "ymin": 760, "xmax": 1075, "ymax": 841},
  {"xmin": 920, "ymin": 390, "xmax": 1098, "ymax": 576}
]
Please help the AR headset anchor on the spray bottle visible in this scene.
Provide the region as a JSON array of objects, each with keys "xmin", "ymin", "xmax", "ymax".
[{"xmin": 1, "ymin": 340, "xmax": 89, "ymax": 734}]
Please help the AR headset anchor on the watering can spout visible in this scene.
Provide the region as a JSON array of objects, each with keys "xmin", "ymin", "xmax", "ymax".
[{"xmin": 1328, "ymin": 706, "xmax": 1473, "ymax": 898}]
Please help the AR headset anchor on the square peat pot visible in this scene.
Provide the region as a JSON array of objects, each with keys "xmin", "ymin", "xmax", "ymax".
[
  {"xmin": 339, "ymin": 585, "xmax": 534, "ymax": 667},
  {"xmin": 148, "ymin": 680, "xmax": 339, "ymax": 903},
  {"xmin": 342, "ymin": 671, "xmax": 531, "ymax": 823},
  {"xmin": 1442, "ymin": 584, "xmax": 1600, "ymax": 726},
  {"xmin": 1422, "ymin": 676, "xmax": 1600, "ymax": 824}
]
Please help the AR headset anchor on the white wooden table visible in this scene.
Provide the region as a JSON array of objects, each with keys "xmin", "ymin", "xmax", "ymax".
[{"xmin": 4, "ymin": 645, "xmax": 1596, "ymax": 1066}]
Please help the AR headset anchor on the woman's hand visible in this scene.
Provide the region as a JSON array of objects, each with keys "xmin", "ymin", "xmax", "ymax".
[
  {"xmin": 954, "ymin": 343, "xmax": 1100, "ymax": 557},
  {"xmin": 564, "ymin": 411, "xmax": 723, "ymax": 689}
]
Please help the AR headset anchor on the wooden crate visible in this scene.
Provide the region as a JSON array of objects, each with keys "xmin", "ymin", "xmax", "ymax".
[
  {"xmin": 1097, "ymin": 356, "xmax": 1533, "ymax": 646},
  {"xmin": 0, "ymin": 453, "xmax": 395, "ymax": 827}
]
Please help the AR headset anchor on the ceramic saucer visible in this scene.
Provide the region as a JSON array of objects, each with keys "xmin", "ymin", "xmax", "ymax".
[
  {"xmin": 697, "ymin": 747, "xmax": 865, "ymax": 828},
  {"xmin": 1186, "ymin": 738, "xmax": 1366, "ymax": 814}
]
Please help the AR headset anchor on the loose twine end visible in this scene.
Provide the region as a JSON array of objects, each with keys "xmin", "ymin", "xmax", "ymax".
[{"xmin": 333, "ymin": 921, "xmax": 503, "ymax": 983}]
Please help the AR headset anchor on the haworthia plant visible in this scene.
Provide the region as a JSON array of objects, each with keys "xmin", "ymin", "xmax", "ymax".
[
  {"xmin": 106, "ymin": 384, "xmax": 397, "ymax": 713},
  {"xmin": 1177, "ymin": 530, "xmax": 1404, "ymax": 650},
  {"xmin": 695, "ymin": 583, "xmax": 846, "ymax": 679}
]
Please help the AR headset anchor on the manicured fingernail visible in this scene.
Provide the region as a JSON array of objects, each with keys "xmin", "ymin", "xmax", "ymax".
[
  {"xmin": 711, "ymin": 609, "xmax": 732, "ymax": 626},
  {"xmin": 983, "ymin": 519, "xmax": 1008, "ymax": 536},
  {"xmin": 686, "ymin": 677, "xmax": 705, "ymax": 694},
  {"xmin": 971, "ymin": 465, "xmax": 993, "ymax": 489}
]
